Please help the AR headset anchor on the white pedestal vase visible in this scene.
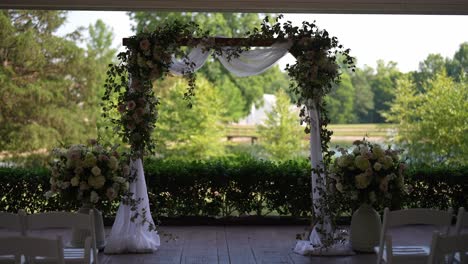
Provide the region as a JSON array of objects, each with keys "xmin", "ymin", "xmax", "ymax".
[
  {"xmin": 350, "ymin": 203, "xmax": 381, "ymax": 252},
  {"xmin": 70, "ymin": 203, "xmax": 106, "ymax": 251}
]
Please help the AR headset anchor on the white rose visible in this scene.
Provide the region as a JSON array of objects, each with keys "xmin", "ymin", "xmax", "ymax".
[
  {"xmin": 360, "ymin": 145, "xmax": 369, "ymax": 156},
  {"xmin": 91, "ymin": 166, "xmax": 101, "ymax": 176},
  {"xmin": 90, "ymin": 191, "xmax": 100, "ymax": 203},
  {"xmin": 353, "ymin": 147, "xmax": 360, "ymax": 154},
  {"xmin": 70, "ymin": 177, "xmax": 80, "ymax": 186},
  {"xmin": 44, "ymin": 190, "xmax": 55, "ymax": 198},
  {"xmin": 335, "ymin": 182, "xmax": 344, "ymax": 193},
  {"xmin": 108, "ymin": 156, "xmax": 119, "ymax": 170},
  {"xmin": 373, "ymin": 162, "xmax": 382, "ymax": 171}
]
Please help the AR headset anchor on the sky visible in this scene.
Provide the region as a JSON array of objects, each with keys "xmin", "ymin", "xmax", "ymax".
[{"xmin": 58, "ymin": 11, "xmax": 468, "ymax": 73}]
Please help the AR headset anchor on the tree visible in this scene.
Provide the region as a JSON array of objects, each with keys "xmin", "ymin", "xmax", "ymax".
[
  {"xmin": 128, "ymin": 12, "xmax": 289, "ymax": 121},
  {"xmin": 351, "ymin": 66, "xmax": 374, "ymax": 123},
  {"xmin": 369, "ymin": 60, "xmax": 402, "ymax": 123},
  {"xmin": 382, "ymin": 76, "xmax": 420, "ymax": 144},
  {"xmin": 446, "ymin": 42, "xmax": 468, "ymax": 82},
  {"xmin": 0, "ymin": 11, "xmax": 103, "ymax": 152},
  {"xmin": 257, "ymin": 89, "xmax": 305, "ymax": 161},
  {"xmin": 384, "ymin": 72, "xmax": 467, "ymax": 165},
  {"xmin": 85, "ymin": 20, "xmax": 119, "ymax": 144},
  {"xmin": 153, "ymin": 77, "xmax": 227, "ymax": 159},
  {"xmin": 325, "ymin": 72, "xmax": 356, "ymax": 124},
  {"xmin": 0, "ymin": 12, "xmax": 118, "ymax": 155}
]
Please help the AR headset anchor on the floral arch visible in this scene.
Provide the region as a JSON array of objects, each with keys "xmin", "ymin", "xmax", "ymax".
[{"xmin": 102, "ymin": 16, "xmax": 354, "ymax": 254}]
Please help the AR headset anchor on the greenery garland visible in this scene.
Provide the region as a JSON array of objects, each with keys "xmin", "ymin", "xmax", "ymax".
[
  {"xmin": 246, "ymin": 15, "xmax": 355, "ymax": 246},
  {"xmin": 102, "ymin": 15, "xmax": 355, "ymax": 244},
  {"xmin": 103, "ymin": 21, "xmax": 209, "ymax": 157}
]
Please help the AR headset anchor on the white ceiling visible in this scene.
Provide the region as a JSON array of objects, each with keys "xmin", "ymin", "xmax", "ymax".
[{"xmin": 1, "ymin": 0, "xmax": 468, "ymax": 15}]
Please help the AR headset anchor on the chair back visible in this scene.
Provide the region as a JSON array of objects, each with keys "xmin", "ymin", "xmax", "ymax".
[
  {"xmin": 0, "ymin": 235, "xmax": 65, "ymax": 264},
  {"xmin": 26, "ymin": 211, "xmax": 93, "ymax": 231},
  {"xmin": 385, "ymin": 208, "xmax": 453, "ymax": 228},
  {"xmin": 24, "ymin": 211, "xmax": 97, "ymax": 264},
  {"xmin": 377, "ymin": 208, "xmax": 453, "ymax": 264},
  {"xmin": 428, "ymin": 232, "xmax": 468, "ymax": 264},
  {"xmin": 0, "ymin": 210, "xmax": 25, "ymax": 235},
  {"xmin": 455, "ymin": 207, "xmax": 468, "ymax": 235}
]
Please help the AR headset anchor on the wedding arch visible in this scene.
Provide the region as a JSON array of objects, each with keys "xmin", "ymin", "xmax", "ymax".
[{"xmin": 102, "ymin": 16, "xmax": 354, "ymax": 254}]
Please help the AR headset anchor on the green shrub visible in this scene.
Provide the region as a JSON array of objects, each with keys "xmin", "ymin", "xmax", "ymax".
[{"xmin": 1, "ymin": 159, "xmax": 466, "ymax": 219}]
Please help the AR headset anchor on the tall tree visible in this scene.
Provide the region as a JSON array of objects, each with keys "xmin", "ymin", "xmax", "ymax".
[
  {"xmin": 325, "ymin": 72, "xmax": 356, "ymax": 123},
  {"xmin": 0, "ymin": 10, "xmax": 102, "ymax": 152},
  {"xmin": 128, "ymin": 12, "xmax": 289, "ymax": 121},
  {"xmin": 369, "ymin": 60, "xmax": 402, "ymax": 123},
  {"xmin": 85, "ymin": 19, "xmax": 119, "ymax": 144},
  {"xmin": 153, "ymin": 77, "xmax": 227, "ymax": 159},
  {"xmin": 446, "ymin": 42, "xmax": 468, "ymax": 82},
  {"xmin": 351, "ymin": 66, "xmax": 374, "ymax": 123},
  {"xmin": 257, "ymin": 89, "xmax": 304, "ymax": 161},
  {"xmin": 384, "ymin": 72, "xmax": 467, "ymax": 165}
]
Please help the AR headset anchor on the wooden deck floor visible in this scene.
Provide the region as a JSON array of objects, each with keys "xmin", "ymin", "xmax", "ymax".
[
  {"xmin": 2, "ymin": 225, "xmax": 443, "ymax": 264},
  {"xmin": 101, "ymin": 225, "xmax": 438, "ymax": 264}
]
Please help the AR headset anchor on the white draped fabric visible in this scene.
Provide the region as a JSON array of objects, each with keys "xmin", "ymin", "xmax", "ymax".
[
  {"xmin": 106, "ymin": 41, "xmax": 336, "ymax": 254},
  {"xmin": 292, "ymin": 102, "xmax": 354, "ymax": 255},
  {"xmin": 104, "ymin": 158, "xmax": 160, "ymax": 253}
]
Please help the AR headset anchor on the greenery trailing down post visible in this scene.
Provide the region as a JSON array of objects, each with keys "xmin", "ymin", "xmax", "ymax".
[
  {"xmin": 246, "ymin": 16, "xmax": 355, "ymax": 246},
  {"xmin": 102, "ymin": 15, "xmax": 354, "ymax": 245}
]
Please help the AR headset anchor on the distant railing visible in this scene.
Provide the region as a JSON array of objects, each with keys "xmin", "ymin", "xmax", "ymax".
[
  {"xmin": 224, "ymin": 123, "xmax": 394, "ymax": 144},
  {"xmin": 225, "ymin": 125, "xmax": 258, "ymax": 144}
]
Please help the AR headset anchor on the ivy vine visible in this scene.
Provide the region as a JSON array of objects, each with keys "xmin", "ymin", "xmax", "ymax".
[{"xmin": 102, "ymin": 15, "xmax": 355, "ymax": 246}]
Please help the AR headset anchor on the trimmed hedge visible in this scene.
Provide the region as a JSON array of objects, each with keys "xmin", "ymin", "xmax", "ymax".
[{"xmin": 1, "ymin": 158, "xmax": 467, "ymax": 220}]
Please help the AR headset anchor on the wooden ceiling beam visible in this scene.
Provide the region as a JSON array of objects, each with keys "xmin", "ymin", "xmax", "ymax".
[{"xmin": 1, "ymin": 0, "xmax": 468, "ymax": 15}]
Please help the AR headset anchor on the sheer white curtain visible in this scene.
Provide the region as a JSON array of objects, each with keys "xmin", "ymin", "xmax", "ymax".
[
  {"xmin": 105, "ymin": 158, "xmax": 160, "ymax": 253},
  {"xmin": 105, "ymin": 41, "xmax": 334, "ymax": 254}
]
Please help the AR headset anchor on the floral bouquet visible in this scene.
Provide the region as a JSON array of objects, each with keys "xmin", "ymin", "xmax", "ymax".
[
  {"xmin": 46, "ymin": 140, "xmax": 131, "ymax": 206},
  {"xmin": 331, "ymin": 139, "xmax": 405, "ymax": 208}
]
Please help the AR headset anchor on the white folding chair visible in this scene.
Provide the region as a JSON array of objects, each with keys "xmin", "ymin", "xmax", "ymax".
[
  {"xmin": 24, "ymin": 211, "xmax": 98, "ymax": 264},
  {"xmin": 450, "ymin": 207, "xmax": 468, "ymax": 263},
  {"xmin": 0, "ymin": 211, "xmax": 26, "ymax": 264},
  {"xmin": 0, "ymin": 235, "xmax": 65, "ymax": 264},
  {"xmin": 375, "ymin": 208, "xmax": 453, "ymax": 264},
  {"xmin": 455, "ymin": 208, "xmax": 468, "ymax": 235},
  {"xmin": 428, "ymin": 231, "xmax": 468, "ymax": 264}
]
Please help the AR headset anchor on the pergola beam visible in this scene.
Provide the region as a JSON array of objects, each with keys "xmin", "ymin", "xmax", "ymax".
[
  {"xmin": 1, "ymin": 0, "xmax": 468, "ymax": 15},
  {"xmin": 122, "ymin": 37, "xmax": 283, "ymax": 47}
]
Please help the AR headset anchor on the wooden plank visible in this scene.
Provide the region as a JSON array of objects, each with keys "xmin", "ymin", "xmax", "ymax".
[
  {"xmin": 1, "ymin": 0, "xmax": 467, "ymax": 15},
  {"xmin": 123, "ymin": 37, "xmax": 287, "ymax": 47}
]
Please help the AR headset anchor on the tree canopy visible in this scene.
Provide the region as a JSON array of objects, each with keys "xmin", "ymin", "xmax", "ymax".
[{"xmin": 0, "ymin": 11, "xmax": 115, "ymax": 152}]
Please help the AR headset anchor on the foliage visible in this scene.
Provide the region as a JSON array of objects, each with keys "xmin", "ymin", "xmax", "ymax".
[
  {"xmin": 412, "ymin": 42, "xmax": 468, "ymax": 89},
  {"xmin": 0, "ymin": 10, "xmax": 110, "ymax": 152},
  {"xmin": 326, "ymin": 72, "xmax": 356, "ymax": 123},
  {"xmin": 102, "ymin": 20, "xmax": 214, "ymax": 157},
  {"xmin": 368, "ymin": 60, "xmax": 402, "ymax": 123},
  {"xmin": 153, "ymin": 77, "xmax": 226, "ymax": 159},
  {"xmin": 330, "ymin": 139, "xmax": 405, "ymax": 209},
  {"xmin": 129, "ymin": 12, "xmax": 290, "ymax": 120},
  {"xmin": 384, "ymin": 72, "xmax": 468, "ymax": 166},
  {"xmin": 404, "ymin": 165, "xmax": 468, "ymax": 211},
  {"xmin": 257, "ymin": 89, "xmax": 305, "ymax": 161},
  {"xmin": 47, "ymin": 142, "xmax": 131, "ymax": 207},
  {"xmin": 1, "ymin": 160, "xmax": 467, "ymax": 219}
]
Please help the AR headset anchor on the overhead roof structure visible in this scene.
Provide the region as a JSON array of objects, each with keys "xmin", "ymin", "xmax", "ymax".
[{"xmin": 1, "ymin": 0, "xmax": 468, "ymax": 15}]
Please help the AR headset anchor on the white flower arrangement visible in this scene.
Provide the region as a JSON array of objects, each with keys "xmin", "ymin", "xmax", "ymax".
[
  {"xmin": 46, "ymin": 141, "xmax": 131, "ymax": 206},
  {"xmin": 331, "ymin": 139, "xmax": 406, "ymax": 207}
]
